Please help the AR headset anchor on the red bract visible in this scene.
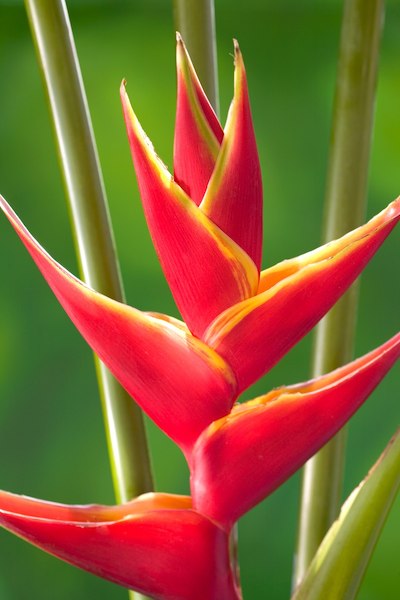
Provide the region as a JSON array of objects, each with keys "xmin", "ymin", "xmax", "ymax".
[
  {"xmin": 0, "ymin": 36, "xmax": 399, "ymax": 597},
  {"xmin": 191, "ymin": 333, "xmax": 400, "ymax": 528},
  {"xmin": 0, "ymin": 491, "xmax": 240, "ymax": 600},
  {"xmin": 174, "ymin": 37, "xmax": 262, "ymax": 270},
  {"xmin": 174, "ymin": 33, "xmax": 224, "ymax": 205},
  {"xmin": 0, "ymin": 193, "xmax": 236, "ymax": 458},
  {"xmin": 204, "ymin": 199, "xmax": 400, "ymax": 392}
]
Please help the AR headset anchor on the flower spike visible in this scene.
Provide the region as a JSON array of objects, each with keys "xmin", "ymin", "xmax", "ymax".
[
  {"xmin": 121, "ymin": 82, "xmax": 258, "ymax": 337},
  {"xmin": 0, "ymin": 491, "xmax": 240, "ymax": 600},
  {"xmin": 191, "ymin": 333, "xmax": 400, "ymax": 528},
  {"xmin": 0, "ymin": 196, "xmax": 237, "ymax": 455},
  {"xmin": 1, "ymin": 35, "xmax": 399, "ymax": 599},
  {"xmin": 204, "ymin": 198, "xmax": 400, "ymax": 392},
  {"xmin": 200, "ymin": 41, "xmax": 263, "ymax": 270},
  {"xmin": 174, "ymin": 33, "xmax": 223, "ymax": 205}
]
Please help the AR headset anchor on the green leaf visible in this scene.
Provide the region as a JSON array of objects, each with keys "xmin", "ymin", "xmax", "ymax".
[{"xmin": 292, "ymin": 429, "xmax": 400, "ymax": 600}]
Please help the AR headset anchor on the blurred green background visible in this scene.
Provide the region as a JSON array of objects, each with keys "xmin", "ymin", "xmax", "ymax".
[{"xmin": 0, "ymin": 0, "xmax": 399, "ymax": 598}]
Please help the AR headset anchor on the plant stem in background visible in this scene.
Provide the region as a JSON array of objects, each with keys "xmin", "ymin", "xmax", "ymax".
[
  {"xmin": 24, "ymin": 2, "xmax": 153, "ymax": 596},
  {"xmin": 173, "ymin": 0, "xmax": 219, "ymax": 113},
  {"xmin": 294, "ymin": 0, "xmax": 384, "ymax": 587}
]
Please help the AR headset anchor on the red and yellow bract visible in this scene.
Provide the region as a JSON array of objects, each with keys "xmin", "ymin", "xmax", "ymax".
[{"xmin": 0, "ymin": 491, "xmax": 239, "ymax": 600}]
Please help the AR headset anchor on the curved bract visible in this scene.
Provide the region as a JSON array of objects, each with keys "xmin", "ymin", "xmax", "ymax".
[
  {"xmin": 0, "ymin": 196, "xmax": 237, "ymax": 457},
  {"xmin": 0, "ymin": 491, "xmax": 240, "ymax": 600},
  {"xmin": 191, "ymin": 334, "xmax": 400, "ymax": 527},
  {"xmin": 174, "ymin": 33, "xmax": 223, "ymax": 204},
  {"xmin": 204, "ymin": 198, "xmax": 400, "ymax": 392}
]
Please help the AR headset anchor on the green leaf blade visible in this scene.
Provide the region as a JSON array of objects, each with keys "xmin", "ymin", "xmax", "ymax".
[{"xmin": 292, "ymin": 429, "xmax": 400, "ymax": 600}]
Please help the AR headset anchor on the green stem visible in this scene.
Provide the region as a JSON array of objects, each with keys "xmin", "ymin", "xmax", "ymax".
[
  {"xmin": 293, "ymin": 0, "xmax": 384, "ymax": 588},
  {"xmin": 24, "ymin": 2, "xmax": 153, "ymax": 597},
  {"xmin": 173, "ymin": 0, "xmax": 219, "ymax": 113}
]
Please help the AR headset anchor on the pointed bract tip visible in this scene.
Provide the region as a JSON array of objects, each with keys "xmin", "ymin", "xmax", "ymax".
[
  {"xmin": 233, "ymin": 39, "xmax": 242, "ymax": 62},
  {"xmin": 120, "ymin": 79, "xmax": 129, "ymax": 102},
  {"xmin": 389, "ymin": 195, "xmax": 400, "ymax": 216},
  {"xmin": 176, "ymin": 32, "xmax": 190, "ymax": 69},
  {"xmin": 232, "ymin": 39, "xmax": 245, "ymax": 75}
]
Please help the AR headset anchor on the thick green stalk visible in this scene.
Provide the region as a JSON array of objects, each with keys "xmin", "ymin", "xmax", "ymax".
[
  {"xmin": 294, "ymin": 0, "xmax": 384, "ymax": 587},
  {"xmin": 24, "ymin": 2, "xmax": 153, "ymax": 596},
  {"xmin": 173, "ymin": 0, "xmax": 219, "ymax": 113}
]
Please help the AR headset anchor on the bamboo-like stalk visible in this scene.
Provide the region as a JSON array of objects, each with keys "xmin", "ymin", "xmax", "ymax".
[
  {"xmin": 24, "ymin": 2, "xmax": 153, "ymax": 597},
  {"xmin": 293, "ymin": 0, "xmax": 384, "ymax": 587},
  {"xmin": 173, "ymin": 0, "xmax": 219, "ymax": 113}
]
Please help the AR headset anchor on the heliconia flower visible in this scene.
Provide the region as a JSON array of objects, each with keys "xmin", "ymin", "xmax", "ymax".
[
  {"xmin": 0, "ymin": 491, "xmax": 240, "ymax": 600},
  {"xmin": 2, "ymin": 41, "xmax": 400, "ymax": 461},
  {"xmin": 190, "ymin": 333, "xmax": 400, "ymax": 528},
  {"xmin": 0, "ymin": 34, "xmax": 399, "ymax": 599}
]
